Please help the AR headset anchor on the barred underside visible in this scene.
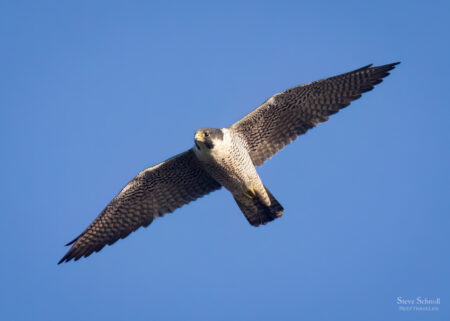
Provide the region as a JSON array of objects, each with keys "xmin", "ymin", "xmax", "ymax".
[
  {"xmin": 59, "ymin": 62, "xmax": 399, "ymax": 264},
  {"xmin": 59, "ymin": 150, "xmax": 221, "ymax": 263},
  {"xmin": 231, "ymin": 63, "xmax": 399, "ymax": 166}
]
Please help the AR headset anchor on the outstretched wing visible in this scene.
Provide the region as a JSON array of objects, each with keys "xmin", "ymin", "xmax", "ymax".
[
  {"xmin": 231, "ymin": 62, "xmax": 399, "ymax": 166},
  {"xmin": 59, "ymin": 149, "xmax": 221, "ymax": 264}
]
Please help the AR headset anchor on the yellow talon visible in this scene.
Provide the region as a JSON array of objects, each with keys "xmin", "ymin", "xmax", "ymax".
[{"xmin": 245, "ymin": 188, "xmax": 256, "ymax": 199}]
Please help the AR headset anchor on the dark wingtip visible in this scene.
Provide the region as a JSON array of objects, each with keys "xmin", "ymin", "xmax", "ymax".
[
  {"xmin": 354, "ymin": 63, "xmax": 373, "ymax": 72},
  {"xmin": 357, "ymin": 61, "xmax": 400, "ymax": 74},
  {"xmin": 58, "ymin": 238, "xmax": 78, "ymax": 264},
  {"xmin": 65, "ymin": 240, "xmax": 75, "ymax": 246},
  {"xmin": 58, "ymin": 248, "xmax": 78, "ymax": 264},
  {"xmin": 390, "ymin": 62, "xmax": 401, "ymax": 71},
  {"xmin": 378, "ymin": 61, "xmax": 401, "ymax": 71},
  {"xmin": 58, "ymin": 237, "xmax": 80, "ymax": 264},
  {"xmin": 65, "ymin": 235, "xmax": 80, "ymax": 246},
  {"xmin": 58, "ymin": 255, "xmax": 69, "ymax": 265},
  {"xmin": 388, "ymin": 61, "xmax": 401, "ymax": 67}
]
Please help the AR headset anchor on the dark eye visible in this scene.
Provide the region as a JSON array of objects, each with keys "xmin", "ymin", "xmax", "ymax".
[{"xmin": 204, "ymin": 132, "xmax": 209, "ymax": 137}]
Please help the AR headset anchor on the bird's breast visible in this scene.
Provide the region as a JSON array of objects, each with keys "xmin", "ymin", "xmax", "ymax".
[{"xmin": 199, "ymin": 129, "xmax": 259, "ymax": 193}]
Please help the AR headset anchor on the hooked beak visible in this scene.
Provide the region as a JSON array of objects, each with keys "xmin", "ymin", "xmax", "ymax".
[{"xmin": 195, "ymin": 131, "xmax": 205, "ymax": 142}]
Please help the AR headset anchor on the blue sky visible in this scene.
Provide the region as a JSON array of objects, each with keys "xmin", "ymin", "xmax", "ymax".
[{"xmin": 1, "ymin": 1, "xmax": 449, "ymax": 320}]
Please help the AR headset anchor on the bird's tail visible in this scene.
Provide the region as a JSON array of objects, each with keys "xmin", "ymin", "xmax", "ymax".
[{"xmin": 234, "ymin": 186, "xmax": 283, "ymax": 226}]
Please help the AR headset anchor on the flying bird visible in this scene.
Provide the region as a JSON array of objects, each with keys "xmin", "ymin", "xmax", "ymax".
[{"xmin": 59, "ymin": 62, "xmax": 399, "ymax": 264}]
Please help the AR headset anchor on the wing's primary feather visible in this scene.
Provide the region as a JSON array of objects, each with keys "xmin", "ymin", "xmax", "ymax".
[
  {"xmin": 231, "ymin": 62, "xmax": 400, "ymax": 166},
  {"xmin": 58, "ymin": 149, "xmax": 221, "ymax": 264}
]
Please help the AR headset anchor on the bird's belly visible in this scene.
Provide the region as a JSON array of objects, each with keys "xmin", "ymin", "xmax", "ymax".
[
  {"xmin": 198, "ymin": 129, "xmax": 261, "ymax": 195},
  {"xmin": 202, "ymin": 150, "xmax": 259, "ymax": 196},
  {"xmin": 203, "ymin": 161, "xmax": 245, "ymax": 192}
]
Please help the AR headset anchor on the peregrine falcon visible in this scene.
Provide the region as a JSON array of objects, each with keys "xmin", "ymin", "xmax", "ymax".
[{"xmin": 59, "ymin": 62, "xmax": 399, "ymax": 264}]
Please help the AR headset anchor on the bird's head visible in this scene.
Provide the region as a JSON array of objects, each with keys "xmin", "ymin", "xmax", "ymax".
[{"xmin": 194, "ymin": 128, "xmax": 223, "ymax": 150}]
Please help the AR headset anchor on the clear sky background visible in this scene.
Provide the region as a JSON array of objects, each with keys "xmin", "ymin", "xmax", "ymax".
[{"xmin": 1, "ymin": 1, "xmax": 449, "ymax": 320}]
